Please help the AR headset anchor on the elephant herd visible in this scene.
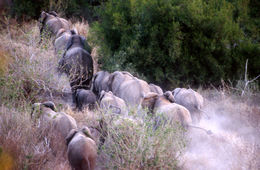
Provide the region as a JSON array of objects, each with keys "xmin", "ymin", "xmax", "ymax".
[{"xmin": 34, "ymin": 11, "xmax": 210, "ymax": 170}]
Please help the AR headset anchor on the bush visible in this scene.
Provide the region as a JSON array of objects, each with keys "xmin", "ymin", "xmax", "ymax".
[
  {"xmin": 98, "ymin": 111, "xmax": 186, "ymax": 169},
  {"xmin": 90, "ymin": 0, "xmax": 260, "ymax": 88},
  {"xmin": 7, "ymin": 0, "xmax": 105, "ymax": 21},
  {"xmin": 0, "ymin": 21, "xmax": 70, "ymax": 106}
]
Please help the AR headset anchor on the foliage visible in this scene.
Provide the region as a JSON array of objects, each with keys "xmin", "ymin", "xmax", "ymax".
[
  {"xmin": 91, "ymin": 0, "xmax": 260, "ymax": 88},
  {"xmin": 7, "ymin": 0, "xmax": 105, "ymax": 21}
]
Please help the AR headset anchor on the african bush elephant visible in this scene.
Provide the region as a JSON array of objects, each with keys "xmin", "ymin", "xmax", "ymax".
[
  {"xmin": 107, "ymin": 71, "xmax": 152, "ymax": 107},
  {"xmin": 31, "ymin": 101, "xmax": 77, "ymax": 139},
  {"xmin": 107, "ymin": 71, "xmax": 135, "ymax": 95},
  {"xmin": 142, "ymin": 91, "xmax": 192, "ymax": 128},
  {"xmin": 66, "ymin": 127, "xmax": 97, "ymax": 170},
  {"xmin": 54, "ymin": 28, "xmax": 78, "ymax": 56},
  {"xmin": 115, "ymin": 78, "xmax": 151, "ymax": 107},
  {"xmin": 99, "ymin": 90, "xmax": 127, "ymax": 115},
  {"xmin": 75, "ymin": 89, "xmax": 97, "ymax": 111},
  {"xmin": 92, "ymin": 71, "xmax": 110, "ymax": 96},
  {"xmin": 58, "ymin": 34, "xmax": 94, "ymax": 103},
  {"xmin": 172, "ymin": 88, "xmax": 204, "ymax": 123},
  {"xmin": 149, "ymin": 83, "xmax": 163, "ymax": 95},
  {"xmin": 38, "ymin": 11, "xmax": 70, "ymax": 41}
]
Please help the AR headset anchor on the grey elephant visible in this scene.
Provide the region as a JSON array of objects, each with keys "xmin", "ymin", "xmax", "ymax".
[
  {"xmin": 58, "ymin": 34, "xmax": 94, "ymax": 103},
  {"xmin": 38, "ymin": 11, "xmax": 70, "ymax": 42},
  {"xmin": 66, "ymin": 127, "xmax": 97, "ymax": 170},
  {"xmin": 75, "ymin": 89, "xmax": 97, "ymax": 111},
  {"xmin": 54, "ymin": 28, "xmax": 78, "ymax": 57},
  {"xmin": 149, "ymin": 83, "xmax": 163, "ymax": 95},
  {"xmin": 99, "ymin": 90, "xmax": 128, "ymax": 115},
  {"xmin": 92, "ymin": 71, "xmax": 110, "ymax": 96},
  {"xmin": 107, "ymin": 71, "xmax": 151, "ymax": 107},
  {"xmin": 172, "ymin": 88, "xmax": 204, "ymax": 123},
  {"xmin": 31, "ymin": 101, "xmax": 77, "ymax": 139},
  {"xmin": 142, "ymin": 91, "xmax": 192, "ymax": 128},
  {"xmin": 115, "ymin": 77, "xmax": 151, "ymax": 107},
  {"xmin": 107, "ymin": 71, "xmax": 134, "ymax": 95}
]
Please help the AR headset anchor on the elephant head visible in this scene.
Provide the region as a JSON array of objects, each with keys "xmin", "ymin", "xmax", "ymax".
[
  {"xmin": 92, "ymin": 71, "xmax": 110, "ymax": 96},
  {"xmin": 163, "ymin": 91, "xmax": 175, "ymax": 103},
  {"xmin": 141, "ymin": 92, "xmax": 159, "ymax": 113},
  {"xmin": 65, "ymin": 34, "xmax": 92, "ymax": 54},
  {"xmin": 31, "ymin": 101, "xmax": 56, "ymax": 119},
  {"xmin": 66, "ymin": 127, "xmax": 95, "ymax": 146},
  {"xmin": 149, "ymin": 83, "xmax": 163, "ymax": 95}
]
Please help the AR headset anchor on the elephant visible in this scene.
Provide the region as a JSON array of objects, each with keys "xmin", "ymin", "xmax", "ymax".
[
  {"xmin": 149, "ymin": 83, "xmax": 163, "ymax": 95},
  {"xmin": 91, "ymin": 71, "xmax": 110, "ymax": 96},
  {"xmin": 107, "ymin": 71, "xmax": 135, "ymax": 95},
  {"xmin": 115, "ymin": 77, "xmax": 151, "ymax": 107},
  {"xmin": 172, "ymin": 88, "xmax": 205, "ymax": 123},
  {"xmin": 31, "ymin": 101, "xmax": 77, "ymax": 139},
  {"xmin": 142, "ymin": 91, "xmax": 192, "ymax": 128},
  {"xmin": 66, "ymin": 127, "xmax": 97, "ymax": 170},
  {"xmin": 99, "ymin": 90, "xmax": 128, "ymax": 115},
  {"xmin": 75, "ymin": 89, "xmax": 97, "ymax": 111},
  {"xmin": 38, "ymin": 11, "xmax": 70, "ymax": 42},
  {"xmin": 107, "ymin": 71, "xmax": 152, "ymax": 107},
  {"xmin": 58, "ymin": 34, "xmax": 94, "ymax": 103},
  {"xmin": 54, "ymin": 28, "xmax": 78, "ymax": 56}
]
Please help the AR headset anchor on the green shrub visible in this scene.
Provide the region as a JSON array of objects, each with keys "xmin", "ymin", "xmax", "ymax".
[
  {"xmin": 90, "ymin": 0, "xmax": 260, "ymax": 88},
  {"xmin": 8, "ymin": 0, "xmax": 105, "ymax": 21}
]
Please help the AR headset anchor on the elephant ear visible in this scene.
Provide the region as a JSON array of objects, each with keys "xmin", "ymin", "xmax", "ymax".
[
  {"xmin": 82, "ymin": 127, "xmax": 95, "ymax": 140},
  {"xmin": 49, "ymin": 11, "xmax": 58, "ymax": 17},
  {"xmin": 91, "ymin": 72, "xmax": 99, "ymax": 93},
  {"xmin": 66, "ymin": 129, "xmax": 78, "ymax": 145},
  {"xmin": 142, "ymin": 92, "xmax": 158, "ymax": 113},
  {"xmin": 39, "ymin": 11, "xmax": 47, "ymax": 23},
  {"xmin": 80, "ymin": 36, "xmax": 92, "ymax": 54},
  {"xmin": 42, "ymin": 101, "xmax": 57, "ymax": 112},
  {"xmin": 75, "ymin": 89, "xmax": 82, "ymax": 98},
  {"xmin": 107, "ymin": 73, "xmax": 116, "ymax": 92},
  {"xmin": 99, "ymin": 90, "xmax": 106, "ymax": 102},
  {"xmin": 172, "ymin": 88, "xmax": 181, "ymax": 97},
  {"xmin": 65, "ymin": 36, "xmax": 73, "ymax": 50},
  {"xmin": 70, "ymin": 28, "xmax": 78, "ymax": 35},
  {"xmin": 164, "ymin": 91, "xmax": 175, "ymax": 103}
]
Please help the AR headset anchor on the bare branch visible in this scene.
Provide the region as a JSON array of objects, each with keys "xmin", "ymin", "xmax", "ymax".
[{"xmin": 248, "ymin": 75, "xmax": 260, "ymax": 83}]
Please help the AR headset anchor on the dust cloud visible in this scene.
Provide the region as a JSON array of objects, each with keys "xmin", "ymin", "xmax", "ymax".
[{"xmin": 180, "ymin": 95, "xmax": 260, "ymax": 170}]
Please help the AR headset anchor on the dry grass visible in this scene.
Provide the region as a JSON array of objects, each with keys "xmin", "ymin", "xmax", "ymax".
[{"xmin": 0, "ymin": 106, "xmax": 70, "ymax": 170}]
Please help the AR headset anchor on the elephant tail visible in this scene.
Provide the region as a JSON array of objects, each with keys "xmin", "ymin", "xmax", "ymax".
[{"xmin": 188, "ymin": 125, "xmax": 213, "ymax": 135}]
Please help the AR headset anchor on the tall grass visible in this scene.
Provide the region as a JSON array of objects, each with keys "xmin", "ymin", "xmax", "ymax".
[{"xmin": 0, "ymin": 106, "xmax": 70, "ymax": 170}]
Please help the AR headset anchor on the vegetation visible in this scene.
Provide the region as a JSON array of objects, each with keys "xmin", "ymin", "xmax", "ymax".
[
  {"xmin": 99, "ymin": 111, "xmax": 186, "ymax": 169},
  {"xmin": 90, "ymin": 0, "xmax": 259, "ymax": 88}
]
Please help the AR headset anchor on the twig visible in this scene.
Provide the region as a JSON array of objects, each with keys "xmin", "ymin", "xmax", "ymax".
[{"xmin": 241, "ymin": 59, "xmax": 260, "ymax": 96}]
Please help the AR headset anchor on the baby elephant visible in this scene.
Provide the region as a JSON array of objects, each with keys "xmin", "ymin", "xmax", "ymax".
[
  {"xmin": 75, "ymin": 89, "xmax": 97, "ymax": 111},
  {"xmin": 66, "ymin": 127, "xmax": 97, "ymax": 170},
  {"xmin": 99, "ymin": 90, "xmax": 128, "ymax": 115},
  {"xmin": 31, "ymin": 101, "xmax": 77, "ymax": 139}
]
